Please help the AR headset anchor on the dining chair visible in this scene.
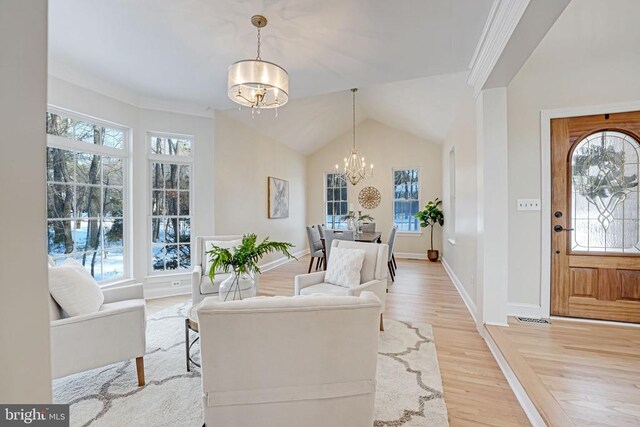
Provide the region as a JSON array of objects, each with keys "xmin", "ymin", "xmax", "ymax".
[
  {"xmin": 387, "ymin": 226, "xmax": 398, "ymax": 282},
  {"xmin": 305, "ymin": 225, "xmax": 325, "ymax": 273},
  {"xmin": 317, "ymin": 224, "xmax": 326, "ymax": 239},
  {"xmin": 361, "ymin": 223, "xmax": 376, "ymax": 232},
  {"xmin": 324, "ymin": 230, "xmax": 354, "ymax": 265}
]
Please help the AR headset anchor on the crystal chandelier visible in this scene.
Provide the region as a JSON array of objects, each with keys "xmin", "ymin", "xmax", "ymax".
[
  {"xmin": 336, "ymin": 88, "xmax": 373, "ymax": 185},
  {"xmin": 227, "ymin": 15, "xmax": 289, "ymax": 117}
]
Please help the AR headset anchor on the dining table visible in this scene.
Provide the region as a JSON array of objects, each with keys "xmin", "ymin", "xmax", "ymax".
[{"xmin": 353, "ymin": 232, "xmax": 382, "ymax": 243}]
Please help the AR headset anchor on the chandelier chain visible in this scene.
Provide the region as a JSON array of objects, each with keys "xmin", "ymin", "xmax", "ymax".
[
  {"xmin": 256, "ymin": 27, "xmax": 261, "ymax": 60},
  {"xmin": 352, "ymin": 89, "xmax": 356, "ymax": 149}
]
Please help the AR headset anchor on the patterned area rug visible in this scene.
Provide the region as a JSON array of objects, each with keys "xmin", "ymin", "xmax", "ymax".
[{"xmin": 53, "ymin": 302, "xmax": 448, "ymax": 426}]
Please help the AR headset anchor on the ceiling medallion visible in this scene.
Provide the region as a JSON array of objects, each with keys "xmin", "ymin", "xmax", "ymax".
[
  {"xmin": 358, "ymin": 186, "xmax": 381, "ymax": 209},
  {"xmin": 227, "ymin": 15, "xmax": 289, "ymax": 117},
  {"xmin": 335, "ymin": 88, "xmax": 373, "ymax": 186}
]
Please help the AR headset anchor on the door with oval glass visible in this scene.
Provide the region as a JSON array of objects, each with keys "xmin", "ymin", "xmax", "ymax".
[{"xmin": 551, "ymin": 111, "xmax": 640, "ymax": 323}]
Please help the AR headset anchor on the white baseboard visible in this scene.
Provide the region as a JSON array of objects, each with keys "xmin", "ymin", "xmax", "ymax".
[
  {"xmin": 441, "ymin": 257, "xmax": 477, "ymax": 324},
  {"xmin": 144, "ymin": 284, "xmax": 191, "ymax": 300},
  {"xmin": 483, "ymin": 330, "xmax": 546, "ymax": 427},
  {"xmin": 394, "ymin": 252, "xmax": 427, "ymax": 260},
  {"xmin": 144, "ymin": 249, "xmax": 309, "ymax": 300},
  {"xmin": 259, "ymin": 248, "xmax": 310, "ymax": 273},
  {"xmin": 507, "ymin": 303, "xmax": 543, "ymax": 319}
]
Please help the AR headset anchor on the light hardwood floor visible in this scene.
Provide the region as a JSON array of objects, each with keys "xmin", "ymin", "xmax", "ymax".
[
  {"xmin": 147, "ymin": 256, "xmax": 530, "ymax": 426},
  {"xmin": 487, "ymin": 317, "xmax": 640, "ymax": 427}
]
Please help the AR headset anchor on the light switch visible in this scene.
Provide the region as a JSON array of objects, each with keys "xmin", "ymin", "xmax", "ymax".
[{"xmin": 517, "ymin": 199, "xmax": 540, "ymax": 211}]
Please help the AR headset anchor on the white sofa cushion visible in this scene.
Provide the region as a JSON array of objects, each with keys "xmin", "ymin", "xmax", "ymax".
[
  {"xmin": 325, "ymin": 247, "xmax": 365, "ymax": 288},
  {"xmin": 48, "ymin": 259, "xmax": 104, "ymax": 317},
  {"xmin": 298, "ymin": 282, "xmax": 351, "ymax": 296},
  {"xmin": 204, "ymin": 239, "xmax": 242, "ymax": 274}
]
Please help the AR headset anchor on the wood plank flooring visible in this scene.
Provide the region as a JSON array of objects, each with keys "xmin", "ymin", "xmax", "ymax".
[
  {"xmin": 487, "ymin": 318, "xmax": 640, "ymax": 427},
  {"xmin": 147, "ymin": 257, "xmax": 529, "ymax": 426}
]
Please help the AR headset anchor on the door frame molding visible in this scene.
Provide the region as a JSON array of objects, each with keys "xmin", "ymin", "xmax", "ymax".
[{"xmin": 540, "ymin": 100, "xmax": 640, "ymax": 318}]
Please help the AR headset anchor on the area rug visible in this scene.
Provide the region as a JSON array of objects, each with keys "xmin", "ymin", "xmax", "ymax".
[{"xmin": 53, "ymin": 302, "xmax": 448, "ymax": 427}]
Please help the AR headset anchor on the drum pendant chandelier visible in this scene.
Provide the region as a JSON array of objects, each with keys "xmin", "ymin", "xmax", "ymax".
[{"xmin": 227, "ymin": 15, "xmax": 289, "ymax": 117}]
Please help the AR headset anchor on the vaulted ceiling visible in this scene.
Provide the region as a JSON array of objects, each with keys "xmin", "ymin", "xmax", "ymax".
[{"xmin": 49, "ymin": 0, "xmax": 492, "ymax": 152}]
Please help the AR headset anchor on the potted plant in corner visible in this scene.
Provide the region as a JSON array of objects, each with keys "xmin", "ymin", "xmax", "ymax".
[
  {"xmin": 414, "ymin": 198, "xmax": 444, "ymax": 262},
  {"xmin": 207, "ymin": 234, "xmax": 296, "ymax": 301}
]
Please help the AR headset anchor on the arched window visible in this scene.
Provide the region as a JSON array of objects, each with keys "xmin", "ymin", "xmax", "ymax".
[{"xmin": 571, "ymin": 131, "xmax": 640, "ymax": 252}]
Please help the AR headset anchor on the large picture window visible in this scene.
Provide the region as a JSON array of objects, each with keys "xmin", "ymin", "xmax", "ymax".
[
  {"xmin": 46, "ymin": 110, "xmax": 127, "ymax": 282},
  {"xmin": 325, "ymin": 173, "xmax": 349, "ymax": 230},
  {"xmin": 393, "ymin": 168, "xmax": 420, "ymax": 232},
  {"xmin": 149, "ymin": 133, "xmax": 193, "ymax": 272}
]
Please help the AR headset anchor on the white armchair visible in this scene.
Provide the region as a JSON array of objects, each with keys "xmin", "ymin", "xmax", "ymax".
[
  {"xmin": 295, "ymin": 240, "xmax": 388, "ymax": 330},
  {"xmin": 191, "ymin": 235, "xmax": 260, "ymax": 306},
  {"xmin": 50, "ymin": 283, "xmax": 146, "ymax": 386},
  {"xmin": 197, "ymin": 292, "xmax": 381, "ymax": 427}
]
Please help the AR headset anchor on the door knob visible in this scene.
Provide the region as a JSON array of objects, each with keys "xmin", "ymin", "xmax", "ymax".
[{"xmin": 554, "ymin": 225, "xmax": 574, "ymax": 232}]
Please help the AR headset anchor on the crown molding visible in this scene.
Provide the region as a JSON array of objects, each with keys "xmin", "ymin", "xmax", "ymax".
[
  {"xmin": 467, "ymin": 0, "xmax": 530, "ymax": 97},
  {"xmin": 48, "ymin": 60, "xmax": 215, "ymax": 119}
]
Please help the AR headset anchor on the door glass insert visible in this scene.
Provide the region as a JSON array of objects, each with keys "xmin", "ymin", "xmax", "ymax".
[{"xmin": 571, "ymin": 131, "xmax": 640, "ymax": 252}]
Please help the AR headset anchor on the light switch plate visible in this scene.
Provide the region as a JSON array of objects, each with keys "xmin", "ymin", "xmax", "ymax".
[{"xmin": 517, "ymin": 199, "xmax": 541, "ymax": 211}]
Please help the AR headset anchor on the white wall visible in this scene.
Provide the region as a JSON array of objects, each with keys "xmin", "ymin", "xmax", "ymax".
[
  {"xmin": 507, "ymin": 0, "xmax": 640, "ymax": 306},
  {"xmin": 441, "ymin": 87, "xmax": 478, "ymax": 304},
  {"xmin": 47, "ymin": 77, "xmax": 216, "ymax": 296},
  {"xmin": 214, "ymin": 112, "xmax": 308, "ymax": 264},
  {"xmin": 0, "ymin": 0, "xmax": 52, "ymax": 403},
  {"xmin": 307, "ymin": 119, "xmax": 442, "ymax": 256}
]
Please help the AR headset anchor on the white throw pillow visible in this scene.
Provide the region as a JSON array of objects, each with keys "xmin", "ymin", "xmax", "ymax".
[
  {"xmin": 204, "ymin": 239, "xmax": 243, "ymax": 274},
  {"xmin": 325, "ymin": 247, "xmax": 366, "ymax": 288},
  {"xmin": 48, "ymin": 259, "xmax": 104, "ymax": 317}
]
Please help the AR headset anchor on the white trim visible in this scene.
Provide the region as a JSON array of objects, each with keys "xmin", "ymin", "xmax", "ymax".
[
  {"xmin": 441, "ymin": 257, "xmax": 477, "ymax": 324},
  {"xmin": 483, "ymin": 329, "xmax": 546, "ymax": 427},
  {"xmin": 550, "ymin": 315, "xmax": 640, "ymax": 329},
  {"xmin": 539, "ymin": 100, "xmax": 640, "ymax": 319},
  {"xmin": 144, "ymin": 284, "xmax": 191, "ymax": 300},
  {"xmin": 49, "ymin": 62, "xmax": 214, "ymax": 119},
  {"xmin": 394, "ymin": 252, "xmax": 426, "ymax": 260},
  {"xmin": 392, "ymin": 166, "xmax": 422, "ymax": 232},
  {"xmin": 143, "ymin": 249, "xmax": 310, "ymax": 300},
  {"xmin": 259, "ymin": 248, "xmax": 310, "ymax": 273},
  {"xmin": 467, "ymin": 0, "xmax": 530, "ymax": 97},
  {"xmin": 396, "ymin": 231, "xmax": 423, "ymax": 237},
  {"xmin": 507, "ymin": 303, "xmax": 543, "ymax": 319}
]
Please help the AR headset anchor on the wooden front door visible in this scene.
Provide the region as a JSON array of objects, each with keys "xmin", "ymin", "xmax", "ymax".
[{"xmin": 551, "ymin": 111, "xmax": 640, "ymax": 323}]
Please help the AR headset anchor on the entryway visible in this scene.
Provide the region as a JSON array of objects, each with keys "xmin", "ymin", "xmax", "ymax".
[{"xmin": 551, "ymin": 111, "xmax": 640, "ymax": 322}]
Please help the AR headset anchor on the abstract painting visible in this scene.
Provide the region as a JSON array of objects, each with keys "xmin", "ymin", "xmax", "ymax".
[{"xmin": 268, "ymin": 176, "xmax": 289, "ymax": 219}]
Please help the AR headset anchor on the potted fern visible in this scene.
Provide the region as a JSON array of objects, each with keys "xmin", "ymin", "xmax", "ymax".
[
  {"xmin": 207, "ymin": 234, "xmax": 295, "ymax": 301},
  {"xmin": 414, "ymin": 198, "xmax": 444, "ymax": 262}
]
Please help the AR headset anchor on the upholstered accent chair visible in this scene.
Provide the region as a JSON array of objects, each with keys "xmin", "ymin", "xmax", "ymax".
[
  {"xmin": 197, "ymin": 292, "xmax": 381, "ymax": 427},
  {"xmin": 191, "ymin": 235, "xmax": 260, "ymax": 306},
  {"xmin": 323, "ymin": 230, "xmax": 355, "ymax": 264},
  {"xmin": 294, "ymin": 240, "xmax": 388, "ymax": 330},
  {"xmin": 361, "ymin": 222, "xmax": 376, "ymax": 232},
  {"xmin": 305, "ymin": 225, "xmax": 325, "ymax": 272},
  {"xmin": 387, "ymin": 226, "xmax": 398, "ymax": 281},
  {"xmin": 49, "ymin": 283, "xmax": 147, "ymax": 386}
]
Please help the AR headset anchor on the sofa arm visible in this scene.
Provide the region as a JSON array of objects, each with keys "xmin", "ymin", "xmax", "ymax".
[
  {"xmin": 294, "ymin": 271, "xmax": 326, "ymax": 295},
  {"xmin": 349, "ymin": 280, "xmax": 386, "ymax": 311},
  {"xmin": 50, "ymin": 299, "xmax": 146, "ymax": 379},
  {"xmin": 102, "ymin": 283, "xmax": 144, "ymax": 304}
]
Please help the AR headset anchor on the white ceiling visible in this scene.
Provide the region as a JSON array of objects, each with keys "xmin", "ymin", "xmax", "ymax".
[
  {"xmin": 222, "ymin": 71, "xmax": 470, "ymax": 154},
  {"xmin": 49, "ymin": 0, "xmax": 491, "ymax": 109},
  {"xmin": 49, "ymin": 0, "xmax": 492, "ymax": 153}
]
